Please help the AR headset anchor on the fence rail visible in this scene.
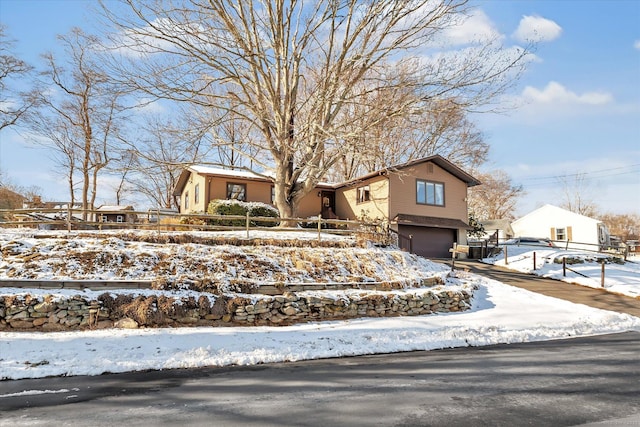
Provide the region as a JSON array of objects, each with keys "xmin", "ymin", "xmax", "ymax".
[{"xmin": 0, "ymin": 207, "xmax": 386, "ymax": 241}]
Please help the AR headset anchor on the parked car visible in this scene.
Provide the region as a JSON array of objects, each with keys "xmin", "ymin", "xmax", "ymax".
[{"xmin": 503, "ymin": 237, "xmax": 556, "ymax": 247}]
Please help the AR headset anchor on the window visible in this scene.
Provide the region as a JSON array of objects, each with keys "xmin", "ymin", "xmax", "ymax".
[
  {"xmin": 271, "ymin": 186, "xmax": 275, "ymax": 204},
  {"xmin": 226, "ymin": 183, "xmax": 247, "ymax": 201},
  {"xmin": 556, "ymin": 227, "xmax": 566, "ymax": 240},
  {"xmin": 100, "ymin": 215, "xmax": 108, "ymax": 223},
  {"xmin": 416, "ymin": 180, "xmax": 444, "ymax": 206},
  {"xmin": 116, "ymin": 215, "xmax": 124, "ymax": 223},
  {"xmin": 185, "ymin": 192, "xmax": 189, "ymax": 210},
  {"xmin": 357, "ymin": 185, "xmax": 371, "ymax": 203},
  {"xmin": 194, "ymin": 184, "xmax": 200, "ymax": 204}
]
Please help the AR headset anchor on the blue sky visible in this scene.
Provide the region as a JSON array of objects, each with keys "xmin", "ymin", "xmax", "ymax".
[{"xmin": 0, "ymin": 0, "xmax": 639, "ymax": 216}]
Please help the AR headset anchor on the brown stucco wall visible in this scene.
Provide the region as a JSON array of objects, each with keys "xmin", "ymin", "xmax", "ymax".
[{"xmin": 388, "ymin": 162, "xmax": 469, "ymax": 222}]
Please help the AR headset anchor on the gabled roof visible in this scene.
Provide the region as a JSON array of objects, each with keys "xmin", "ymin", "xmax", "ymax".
[
  {"xmin": 173, "ymin": 165, "xmax": 335, "ymax": 196},
  {"xmin": 512, "ymin": 204, "xmax": 602, "ymax": 226},
  {"xmin": 333, "ymin": 155, "xmax": 480, "ymax": 189},
  {"xmin": 173, "ymin": 155, "xmax": 480, "ymax": 196}
]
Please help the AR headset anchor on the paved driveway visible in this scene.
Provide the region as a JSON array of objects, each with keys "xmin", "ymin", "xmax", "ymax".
[{"xmin": 449, "ymin": 259, "xmax": 640, "ymax": 318}]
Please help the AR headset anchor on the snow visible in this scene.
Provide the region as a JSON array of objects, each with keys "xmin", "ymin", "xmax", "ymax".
[
  {"xmin": 483, "ymin": 244, "xmax": 640, "ymax": 298},
  {"xmin": 0, "ymin": 230, "xmax": 639, "ymax": 381}
]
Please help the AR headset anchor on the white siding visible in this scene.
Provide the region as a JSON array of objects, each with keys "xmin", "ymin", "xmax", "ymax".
[{"xmin": 511, "ymin": 204, "xmax": 608, "ymax": 251}]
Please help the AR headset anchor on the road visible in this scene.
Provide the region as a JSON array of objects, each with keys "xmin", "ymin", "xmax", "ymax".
[{"xmin": 2, "ymin": 332, "xmax": 639, "ymax": 427}]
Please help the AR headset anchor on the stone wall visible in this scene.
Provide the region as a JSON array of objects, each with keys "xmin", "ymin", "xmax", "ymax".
[{"xmin": 0, "ymin": 287, "xmax": 474, "ymax": 331}]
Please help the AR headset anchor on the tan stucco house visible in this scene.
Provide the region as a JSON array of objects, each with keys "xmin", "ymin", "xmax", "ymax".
[{"xmin": 173, "ymin": 155, "xmax": 480, "ymax": 258}]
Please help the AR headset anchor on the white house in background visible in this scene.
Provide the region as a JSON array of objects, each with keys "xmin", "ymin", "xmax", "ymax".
[
  {"xmin": 511, "ymin": 204, "xmax": 610, "ymax": 251},
  {"xmin": 479, "ymin": 219, "xmax": 514, "ymax": 243}
]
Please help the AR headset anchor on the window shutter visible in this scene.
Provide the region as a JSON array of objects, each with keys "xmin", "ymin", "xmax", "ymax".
[
  {"xmin": 550, "ymin": 227, "xmax": 556, "ymax": 240},
  {"xmin": 567, "ymin": 226, "xmax": 573, "ymax": 241}
]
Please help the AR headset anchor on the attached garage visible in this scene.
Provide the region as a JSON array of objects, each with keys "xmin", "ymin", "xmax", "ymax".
[{"xmin": 395, "ymin": 214, "xmax": 471, "ymax": 259}]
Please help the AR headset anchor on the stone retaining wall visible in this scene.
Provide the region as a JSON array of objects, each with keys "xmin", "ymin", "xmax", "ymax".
[{"xmin": 0, "ymin": 288, "xmax": 474, "ymax": 331}]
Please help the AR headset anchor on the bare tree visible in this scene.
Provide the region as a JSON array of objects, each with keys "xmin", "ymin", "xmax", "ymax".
[
  {"xmin": 328, "ymin": 95, "xmax": 488, "ymax": 181},
  {"xmin": 600, "ymin": 212, "xmax": 639, "ymax": 242},
  {"xmin": 104, "ymin": 0, "xmax": 528, "ymax": 222},
  {"xmin": 558, "ymin": 173, "xmax": 598, "ymax": 217},
  {"xmin": 25, "ymin": 28, "xmax": 125, "ymax": 219},
  {"xmin": 123, "ymin": 115, "xmax": 207, "ymax": 209},
  {"xmin": 0, "ymin": 25, "xmax": 37, "ymax": 131},
  {"xmin": 468, "ymin": 170, "xmax": 523, "ymax": 220}
]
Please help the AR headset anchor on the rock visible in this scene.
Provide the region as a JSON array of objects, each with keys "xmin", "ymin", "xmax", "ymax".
[
  {"xmin": 114, "ymin": 317, "xmax": 139, "ymax": 329},
  {"xmin": 42, "ymin": 323, "xmax": 67, "ymax": 332},
  {"xmin": 281, "ymin": 306, "xmax": 298, "ymax": 316},
  {"xmin": 33, "ymin": 317, "xmax": 48, "ymax": 327},
  {"xmin": 33, "ymin": 301, "xmax": 56, "ymax": 313},
  {"xmin": 176, "ymin": 316, "xmax": 199, "ymax": 324},
  {"xmin": 9, "ymin": 320, "xmax": 34, "ymax": 329}
]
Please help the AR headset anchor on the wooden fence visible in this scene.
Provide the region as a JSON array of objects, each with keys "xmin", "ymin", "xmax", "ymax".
[{"xmin": 0, "ymin": 207, "xmax": 386, "ymax": 242}]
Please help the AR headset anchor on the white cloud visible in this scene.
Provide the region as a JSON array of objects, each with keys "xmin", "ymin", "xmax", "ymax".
[
  {"xmin": 521, "ymin": 81, "xmax": 613, "ymax": 106},
  {"xmin": 443, "ymin": 9, "xmax": 502, "ymax": 46},
  {"xmin": 512, "ymin": 15, "xmax": 562, "ymax": 43},
  {"xmin": 634, "ymin": 40, "xmax": 640, "ymax": 50}
]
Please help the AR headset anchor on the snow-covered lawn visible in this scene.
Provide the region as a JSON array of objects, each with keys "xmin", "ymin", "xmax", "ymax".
[
  {"xmin": 482, "ymin": 245, "xmax": 640, "ymax": 298},
  {"xmin": 0, "ymin": 229, "xmax": 639, "ymax": 381}
]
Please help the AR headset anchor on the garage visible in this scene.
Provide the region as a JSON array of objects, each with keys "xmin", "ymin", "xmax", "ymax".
[{"xmin": 395, "ymin": 214, "xmax": 471, "ymax": 259}]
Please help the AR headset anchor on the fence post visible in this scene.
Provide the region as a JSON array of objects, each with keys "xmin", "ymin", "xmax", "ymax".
[
  {"xmin": 409, "ymin": 234, "xmax": 413, "ymax": 254},
  {"xmin": 601, "ymin": 261, "xmax": 605, "ymax": 287},
  {"xmin": 66, "ymin": 205, "xmax": 71, "ymax": 233},
  {"xmin": 563, "ymin": 257, "xmax": 566, "ymax": 277},
  {"xmin": 317, "ymin": 214, "xmax": 322, "ymax": 242},
  {"xmin": 533, "ymin": 252, "xmax": 536, "ymax": 270},
  {"xmin": 156, "ymin": 209, "xmax": 161, "ymax": 236},
  {"xmin": 504, "ymin": 245, "xmax": 508, "ymax": 265},
  {"xmin": 246, "ymin": 212, "xmax": 250, "ymax": 239}
]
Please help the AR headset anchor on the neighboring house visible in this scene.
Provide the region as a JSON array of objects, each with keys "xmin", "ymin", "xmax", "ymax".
[
  {"xmin": 479, "ymin": 219, "xmax": 514, "ymax": 244},
  {"xmin": 173, "ymin": 155, "xmax": 480, "ymax": 258},
  {"xmin": 96, "ymin": 205, "xmax": 137, "ymax": 224},
  {"xmin": 511, "ymin": 204, "xmax": 611, "ymax": 251},
  {"xmin": 0, "ymin": 187, "xmax": 26, "ymax": 210}
]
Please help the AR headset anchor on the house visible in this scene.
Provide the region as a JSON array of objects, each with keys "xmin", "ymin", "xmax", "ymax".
[
  {"xmin": 96, "ymin": 205, "xmax": 137, "ymax": 224},
  {"xmin": 0, "ymin": 187, "xmax": 26, "ymax": 210},
  {"xmin": 479, "ymin": 219, "xmax": 515, "ymax": 244},
  {"xmin": 173, "ymin": 155, "xmax": 480, "ymax": 258},
  {"xmin": 511, "ymin": 204, "xmax": 611, "ymax": 251}
]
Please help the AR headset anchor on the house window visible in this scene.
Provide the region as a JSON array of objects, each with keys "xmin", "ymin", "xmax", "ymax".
[
  {"xmin": 357, "ymin": 185, "xmax": 371, "ymax": 203},
  {"xmin": 116, "ymin": 215, "xmax": 124, "ymax": 223},
  {"xmin": 185, "ymin": 192, "xmax": 189, "ymax": 210},
  {"xmin": 100, "ymin": 215, "xmax": 108, "ymax": 223},
  {"xmin": 416, "ymin": 180, "xmax": 444, "ymax": 206},
  {"xmin": 194, "ymin": 184, "xmax": 200, "ymax": 204},
  {"xmin": 227, "ymin": 183, "xmax": 247, "ymax": 201},
  {"xmin": 556, "ymin": 227, "xmax": 566, "ymax": 240}
]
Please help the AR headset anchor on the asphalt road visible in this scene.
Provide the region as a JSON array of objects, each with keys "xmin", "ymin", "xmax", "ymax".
[{"xmin": 1, "ymin": 332, "xmax": 639, "ymax": 427}]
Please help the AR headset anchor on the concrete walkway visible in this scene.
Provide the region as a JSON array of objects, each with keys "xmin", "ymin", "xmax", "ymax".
[{"xmin": 450, "ymin": 259, "xmax": 640, "ymax": 318}]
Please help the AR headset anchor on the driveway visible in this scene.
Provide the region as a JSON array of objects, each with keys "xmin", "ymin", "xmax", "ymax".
[{"xmin": 449, "ymin": 259, "xmax": 640, "ymax": 318}]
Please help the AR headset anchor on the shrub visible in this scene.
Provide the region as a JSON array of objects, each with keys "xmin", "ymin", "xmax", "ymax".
[{"xmin": 207, "ymin": 199, "xmax": 279, "ymax": 227}]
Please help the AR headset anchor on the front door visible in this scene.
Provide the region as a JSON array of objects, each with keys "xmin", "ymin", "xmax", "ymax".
[{"xmin": 321, "ymin": 191, "xmax": 336, "ymax": 218}]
